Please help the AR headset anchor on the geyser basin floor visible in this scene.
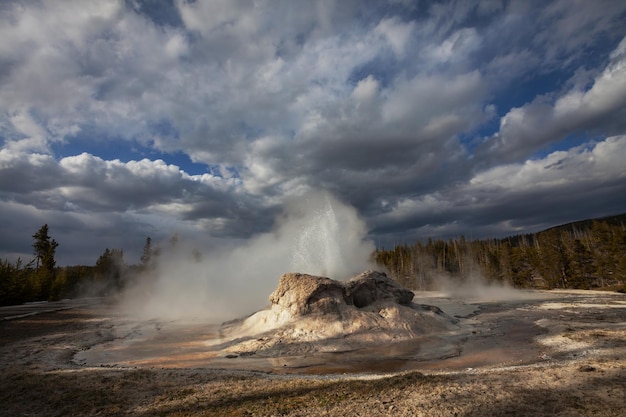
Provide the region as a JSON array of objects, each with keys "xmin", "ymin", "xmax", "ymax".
[
  {"xmin": 72, "ymin": 289, "xmax": 626, "ymax": 375},
  {"xmin": 2, "ymin": 292, "xmax": 625, "ymax": 416}
]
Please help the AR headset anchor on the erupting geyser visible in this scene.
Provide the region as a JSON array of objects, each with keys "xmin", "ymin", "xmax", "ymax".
[
  {"xmin": 119, "ymin": 190, "xmax": 376, "ymax": 322},
  {"xmin": 218, "ymin": 271, "xmax": 459, "ymax": 357},
  {"xmin": 288, "ymin": 192, "xmax": 376, "ymax": 279}
]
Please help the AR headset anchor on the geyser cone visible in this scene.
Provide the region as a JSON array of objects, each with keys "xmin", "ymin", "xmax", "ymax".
[{"xmin": 219, "ymin": 271, "xmax": 459, "ymax": 357}]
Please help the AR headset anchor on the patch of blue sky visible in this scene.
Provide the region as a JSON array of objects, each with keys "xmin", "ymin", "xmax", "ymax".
[
  {"xmin": 52, "ymin": 137, "xmax": 210, "ymax": 177},
  {"xmin": 0, "ymin": 130, "xmax": 23, "ymax": 147},
  {"xmin": 158, "ymin": 151, "xmax": 212, "ymax": 177},
  {"xmin": 347, "ymin": 51, "xmax": 399, "ymax": 89},
  {"xmin": 498, "ymin": 35, "xmax": 624, "ymax": 111},
  {"xmin": 125, "ymin": 0, "xmax": 184, "ymax": 28},
  {"xmin": 456, "ymin": 71, "xmax": 576, "ymax": 153},
  {"xmin": 495, "ymin": 70, "xmax": 567, "ymax": 113},
  {"xmin": 529, "ymin": 133, "xmax": 601, "ymax": 161},
  {"xmin": 458, "ymin": 126, "xmax": 495, "ymax": 157}
]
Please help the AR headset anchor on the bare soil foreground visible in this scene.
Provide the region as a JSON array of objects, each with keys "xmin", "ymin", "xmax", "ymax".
[{"xmin": 1, "ymin": 289, "xmax": 625, "ymax": 416}]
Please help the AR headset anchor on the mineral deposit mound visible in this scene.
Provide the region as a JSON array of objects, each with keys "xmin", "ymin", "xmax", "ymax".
[{"xmin": 219, "ymin": 271, "xmax": 459, "ymax": 357}]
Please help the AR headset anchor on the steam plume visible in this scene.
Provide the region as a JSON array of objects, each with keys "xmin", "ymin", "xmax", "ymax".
[{"xmin": 120, "ymin": 191, "xmax": 375, "ymax": 321}]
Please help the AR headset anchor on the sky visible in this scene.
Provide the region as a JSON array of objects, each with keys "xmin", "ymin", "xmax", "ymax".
[{"xmin": 1, "ymin": 0, "xmax": 626, "ymax": 266}]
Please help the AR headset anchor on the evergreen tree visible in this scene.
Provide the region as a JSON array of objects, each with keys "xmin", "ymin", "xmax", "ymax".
[
  {"xmin": 141, "ymin": 237, "xmax": 152, "ymax": 267},
  {"xmin": 591, "ymin": 221, "xmax": 615, "ymax": 287},
  {"xmin": 374, "ymin": 214, "xmax": 626, "ymax": 291},
  {"xmin": 95, "ymin": 248, "xmax": 125, "ymax": 291},
  {"xmin": 31, "ymin": 224, "xmax": 59, "ymax": 299},
  {"xmin": 0, "ymin": 258, "xmax": 28, "ymax": 305},
  {"xmin": 140, "ymin": 237, "xmax": 157, "ymax": 271},
  {"xmin": 32, "ymin": 224, "xmax": 58, "ymax": 272},
  {"xmin": 567, "ymin": 238, "xmax": 595, "ymax": 288}
]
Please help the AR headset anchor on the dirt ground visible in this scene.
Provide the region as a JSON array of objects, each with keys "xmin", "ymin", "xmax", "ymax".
[{"xmin": 1, "ymin": 290, "xmax": 625, "ymax": 416}]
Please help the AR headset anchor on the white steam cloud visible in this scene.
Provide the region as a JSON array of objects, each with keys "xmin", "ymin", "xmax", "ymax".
[
  {"xmin": 120, "ymin": 191, "xmax": 375, "ymax": 322},
  {"xmin": 433, "ymin": 264, "xmax": 527, "ymax": 302}
]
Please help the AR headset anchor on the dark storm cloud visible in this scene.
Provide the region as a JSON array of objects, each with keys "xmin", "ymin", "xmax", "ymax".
[
  {"xmin": 0, "ymin": 0, "xmax": 625, "ymax": 264},
  {"xmin": 370, "ymin": 136, "xmax": 626, "ymax": 242}
]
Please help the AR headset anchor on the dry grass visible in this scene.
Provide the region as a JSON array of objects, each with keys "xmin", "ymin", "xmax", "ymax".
[{"xmin": 1, "ymin": 361, "xmax": 624, "ymax": 416}]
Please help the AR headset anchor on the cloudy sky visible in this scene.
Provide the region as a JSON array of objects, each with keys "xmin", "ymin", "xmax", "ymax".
[{"xmin": 1, "ymin": 0, "xmax": 625, "ymax": 266}]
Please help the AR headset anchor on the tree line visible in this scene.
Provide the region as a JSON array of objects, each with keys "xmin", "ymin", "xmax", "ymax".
[
  {"xmin": 375, "ymin": 214, "xmax": 626, "ymax": 292},
  {"xmin": 2, "ymin": 214, "xmax": 625, "ymax": 306},
  {"xmin": 0, "ymin": 225, "xmax": 161, "ymax": 306}
]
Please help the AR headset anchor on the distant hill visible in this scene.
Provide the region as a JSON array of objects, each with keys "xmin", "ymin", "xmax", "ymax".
[
  {"xmin": 544, "ymin": 213, "xmax": 626, "ymax": 233},
  {"xmin": 500, "ymin": 213, "xmax": 626, "ymax": 247}
]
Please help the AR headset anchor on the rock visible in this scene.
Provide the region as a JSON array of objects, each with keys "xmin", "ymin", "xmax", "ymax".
[
  {"xmin": 220, "ymin": 271, "xmax": 459, "ymax": 357},
  {"xmin": 578, "ymin": 364, "xmax": 596, "ymax": 372},
  {"xmin": 268, "ymin": 270, "xmax": 414, "ymax": 315},
  {"xmin": 269, "ymin": 273, "xmax": 348, "ymax": 316},
  {"xmin": 346, "ymin": 270, "xmax": 414, "ymax": 307}
]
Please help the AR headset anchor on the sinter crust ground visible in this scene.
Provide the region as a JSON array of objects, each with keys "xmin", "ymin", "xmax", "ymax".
[{"xmin": 1, "ymin": 279, "xmax": 625, "ymax": 416}]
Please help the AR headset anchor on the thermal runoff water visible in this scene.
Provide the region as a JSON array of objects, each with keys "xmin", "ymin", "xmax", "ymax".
[{"xmin": 120, "ymin": 191, "xmax": 375, "ymax": 322}]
